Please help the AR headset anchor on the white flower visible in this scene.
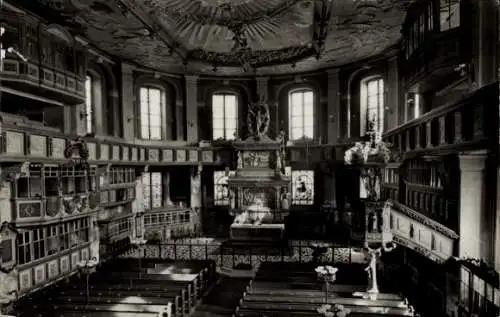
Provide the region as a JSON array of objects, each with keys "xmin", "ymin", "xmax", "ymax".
[{"xmin": 325, "ymin": 312, "xmax": 335, "ymax": 317}]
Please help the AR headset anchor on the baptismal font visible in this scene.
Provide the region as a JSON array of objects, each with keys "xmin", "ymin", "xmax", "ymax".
[{"xmin": 228, "ymin": 100, "xmax": 291, "ymax": 242}]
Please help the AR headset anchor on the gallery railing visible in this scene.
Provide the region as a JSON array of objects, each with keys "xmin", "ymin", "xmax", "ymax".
[{"xmin": 120, "ymin": 239, "xmax": 366, "ymax": 269}]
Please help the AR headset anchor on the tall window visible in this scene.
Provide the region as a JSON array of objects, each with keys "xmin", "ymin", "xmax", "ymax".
[
  {"xmin": 85, "ymin": 75, "xmax": 94, "ymax": 134},
  {"xmin": 289, "ymin": 89, "xmax": 314, "ymax": 140},
  {"xmin": 212, "ymin": 93, "xmax": 237, "ymax": 140},
  {"xmin": 291, "ymin": 170, "xmax": 314, "ymax": 205},
  {"xmin": 361, "ymin": 77, "xmax": 384, "ymax": 135},
  {"xmin": 440, "ymin": 0, "xmax": 460, "ymax": 31},
  {"xmin": 142, "ymin": 172, "xmax": 163, "ymax": 211},
  {"xmin": 140, "ymin": 87, "xmax": 163, "ymax": 140}
]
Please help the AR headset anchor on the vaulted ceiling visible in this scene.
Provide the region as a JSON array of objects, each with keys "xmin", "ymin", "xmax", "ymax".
[{"xmin": 27, "ymin": 0, "xmax": 412, "ymax": 75}]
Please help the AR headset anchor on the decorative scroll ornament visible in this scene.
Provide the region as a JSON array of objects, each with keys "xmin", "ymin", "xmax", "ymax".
[
  {"xmin": 0, "ymin": 162, "xmax": 29, "ymax": 187},
  {"xmin": 247, "ymin": 101, "xmax": 270, "ymax": 140}
]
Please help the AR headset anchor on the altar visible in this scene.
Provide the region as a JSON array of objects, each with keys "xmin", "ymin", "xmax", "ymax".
[{"xmin": 228, "ymin": 100, "xmax": 290, "ymax": 242}]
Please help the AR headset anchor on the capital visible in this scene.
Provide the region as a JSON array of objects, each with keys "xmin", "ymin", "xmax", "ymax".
[{"xmin": 185, "ymin": 75, "xmax": 198, "ymax": 85}]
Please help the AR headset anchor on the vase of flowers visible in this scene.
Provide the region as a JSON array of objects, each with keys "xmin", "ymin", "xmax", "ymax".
[
  {"xmin": 315, "ymin": 265, "xmax": 338, "ymax": 303},
  {"xmin": 317, "ymin": 304, "xmax": 351, "ymax": 317}
]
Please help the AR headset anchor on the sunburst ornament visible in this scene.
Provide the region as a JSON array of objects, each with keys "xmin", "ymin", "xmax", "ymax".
[{"xmin": 199, "ymin": 0, "xmax": 252, "ymax": 7}]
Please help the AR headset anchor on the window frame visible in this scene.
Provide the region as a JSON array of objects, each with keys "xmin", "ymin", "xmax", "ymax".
[
  {"xmin": 360, "ymin": 76, "xmax": 385, "ymax": 136},
  {"xmin": 139, "ymin": 86, "xmax": 165, "ymax": 140},
  {"xmin": 212, "ymin": 92, "xmax": 238, "ymax": 140},
  {"xmin": 288, "ymin": 88, "xmax": 315, "ymax": 141},
  {"xmin": 16, "ymin": 218, "xmax": 90, "ymax": 266},
  {"xmin": 291, "ymin": 170, "xmax": 315, "ymax": 205},
  {"xmin": 85, "ymin": 74, "xmax": 95, "ymax": 134},
  {"xmin": 142, "ymin": 172, "xmax": 163, "ymax": 211}
]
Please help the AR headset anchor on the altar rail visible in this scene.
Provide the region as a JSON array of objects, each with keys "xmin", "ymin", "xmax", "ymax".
[
  {"xmin": 383, "ymin": 83, "xmax": 498, "ymax": 155},
  {"xmin": 121, "ymin": 239, "xmax": 366, "ymax": 269}
]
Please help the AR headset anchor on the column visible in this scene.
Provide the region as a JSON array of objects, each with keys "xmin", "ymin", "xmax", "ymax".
[
  {"xmin": 110, "ymin": 90, "xmax": 121, "ymax": 137},
  {"xmin": 63, "ymin": 105, "xmax": 79, "ymax": 135},
  {"xmin": 185, "ymin": 75, "xmax": 198, "ymax": 143},
  {"xmin": 473, "ymin": 0, "xmax": 498, "ymax": 89},
  {"xmin": 121, "ymin": 63, "xmax": 135, "ymax": 141},
  {"xmin": 458, "ymin": 152, "xmax": 487, "ymax": 260},
  {"xmin": 327, "ymin": 69, "xmax": 340, "ymax": 144},
  {"xmin": 495, "ymin": 169, "xmax": 500, "ymax": 272},
  {"xmin": 190, "ymin": 166, "xmax": 202, "ymax": 234},
  {"xmin": 387, "ymin": 56, "xmax": 400, "ymax": 129},
  {"xmin": 163, "ymin": 172, "xmax": 173, "ymax": 206},
  {"xmin": 93, "ymin": 78, "xmax": 104, "ymax": 135}
]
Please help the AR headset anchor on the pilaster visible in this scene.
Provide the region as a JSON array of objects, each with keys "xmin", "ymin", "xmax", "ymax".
[
  {"xmin": 256, "ymin": 76, "xmax": 270, "ymax": 101},
  {"xmin": 458, "ymin": 152, "xmax": 488, "ymax": 260},
  {"xmin": 185, "ymin": 75, "xmax": 198, "ymax": 143},
  {"xmin": 121, "ymin": 63, "xmax": 135, "ymax": 141},
  {"xmin": 327, "ymin": 69, "xmax": 340, "ymax": 144},
  {"xmin": 495, "ymin": 169, "xmax": 500, "ymax": 273},
  {"xmin": 387, "ymin": 56, "xmax": 400, "ymax": 130},
  {"xmin": 473, "ymin": 0, "xmax": 498, "ymax": 88}
]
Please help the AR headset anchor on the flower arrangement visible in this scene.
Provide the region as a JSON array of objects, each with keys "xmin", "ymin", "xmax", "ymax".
[
  {"xmin": 315, "ymin": 265, "xmax": 338, "ymax": 282},
  {"xmin": 317, "ymin": 304, "xmax": 351, "ymax": 317}
]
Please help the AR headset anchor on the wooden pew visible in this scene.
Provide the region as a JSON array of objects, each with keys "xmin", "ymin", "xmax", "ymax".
[
  {"xmin": 236, "ymin": 301, "xmax": 413, "ymax": 316},
  {"xmin": 64, "ymin": 283, "xmax": 188, "ymax": 316},
  {"xmin": 242, "ymin": 294, "xmax": 406, "ymax": 308}
]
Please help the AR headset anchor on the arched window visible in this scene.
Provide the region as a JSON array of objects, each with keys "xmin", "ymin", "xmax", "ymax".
[
  {"xmin": 360, "ymin": 77, "xmax": 384, "ymax": 135},
  {"xmin": 84, "ymin": 75, "xmax": 94, "ymax": 134},
  {"xmin": 288, "ymin": 89, "xmax": 314, "ymax": 140},
  {"xmin": 212, "ymin": 93, "xmax": 237, "ymax": 140},
  {"xmin": 139, "ymin": 86, "xmax": 163, "ymax": 140}
]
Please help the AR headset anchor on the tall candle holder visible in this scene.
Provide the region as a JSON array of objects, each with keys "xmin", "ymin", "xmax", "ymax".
[
  {"xmin": 76, "ymin": 257, "xmax": 98, "ymax": 303},
  {"xmin": 130, "ymin": 237, "xmax": 148, "ymax": 279},
  {"xmin": 315, "ymin": 265, "xmax": 338, "ymax": 304}
]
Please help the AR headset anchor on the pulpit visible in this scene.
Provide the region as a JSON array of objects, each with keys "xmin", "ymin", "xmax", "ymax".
[{"xmin": 228, "ymin": 101, "xmax": 290, "ymax": 242}]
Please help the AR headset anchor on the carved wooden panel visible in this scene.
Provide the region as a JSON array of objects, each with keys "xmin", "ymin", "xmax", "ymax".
[
  {"xmin": 19, "ymin": 269, "xmax": 32, "ymax": 290},
  {"xmin": 176, "ymin": 150, "xmax": 186, "ymax": 162},
  {"xmin": 148, "ymin": 149, "xmax": 160, "ymax": 162},
  {"xmin": 60, "ymin": 255, "xmax": 70, "ymax": 273},
  {"xmin": 139, "ymin": 148, "xmax": 146, "ymax": 161},
  {"xmin": 131, "ymin": 147, "xmax": 138, "ymax": 161},
  {"xmin": 163, "ymin": 149, "xmax": 173, "ymax": 162},
  {"xmin": 202, "ymin": 151, "xmax": 213, "ymax": 162},
  {"xmin": 51, "ymin": 138, "xmax": 66, "ymax": 159},
  {"xmin": 112, "ymin": 145, "xmax": 120, "ymax": 161},
  {"xmin": 34, "ymin": 264, "xmax": 45, "ymax": 284},
  {"xmin": 71, "ymin": 252, "xmax": 79, "ymax": 269},
  {"xmin": 122, "ymin": 146, "xmax": 129, "ymax": 161},
  {"xmin": 30, "ymin": 135, "xmax": 46, "ymax": 157},
  {"xmin": 5, "ymin": 131, "xmax": 24, "ymax": 155},
  {"xmin": 47, "ymin": 259, "xmax": 59, "ymax": 279},
  {"xmin": 189, "ymin": 150, "xmax": 198, "ymax": 162},
  {"xmin": 100, "ymin": 144, "xmax": 109, "ymax": 160}
]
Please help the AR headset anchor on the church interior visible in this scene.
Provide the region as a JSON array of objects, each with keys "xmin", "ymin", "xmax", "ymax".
[{"xmin": 0, "ymin": 0, "xmax": 499, "ymax": 316}]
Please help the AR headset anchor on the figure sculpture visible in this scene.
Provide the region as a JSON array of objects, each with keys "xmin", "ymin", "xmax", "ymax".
[
  {"xmin": 233, "ymin": 197, "xmax": 271, "ymax": 225},
  {"xmin": 364, "ymin": 241, "xmax": 397, "ymax": 298},
  {"xmin": 247, "ymin": 102, "xmax": 270, "ymax": 139}
]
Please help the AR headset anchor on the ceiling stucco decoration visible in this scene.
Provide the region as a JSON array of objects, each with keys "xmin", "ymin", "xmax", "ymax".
[{"xmin": 32, "ymin": 0, "xmax": 413, "ymax": 75}]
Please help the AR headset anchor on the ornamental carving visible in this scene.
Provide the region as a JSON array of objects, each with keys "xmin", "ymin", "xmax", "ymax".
[
  {"xmin": 246, "ymin": 102, "xmax": 270, "ymax": 140},
  {"xmin": 0, "ymin": 163, "xmax": 29, "ymax": 188}
]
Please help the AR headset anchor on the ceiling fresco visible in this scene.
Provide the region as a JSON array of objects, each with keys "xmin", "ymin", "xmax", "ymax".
[{"xmin": 29, "ymin": 0, "xmax": 413, "ymax": 75}]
